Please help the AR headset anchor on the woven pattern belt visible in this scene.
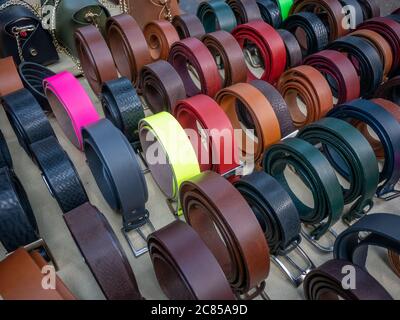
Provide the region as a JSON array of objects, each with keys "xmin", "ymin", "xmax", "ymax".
[
  {"xmin": 197, "ymin": 0, "xmax": 237, "ymax": 33},
  {"xmin": 256, "ymin": 0, "xmax": 282, "ymax": 28}
]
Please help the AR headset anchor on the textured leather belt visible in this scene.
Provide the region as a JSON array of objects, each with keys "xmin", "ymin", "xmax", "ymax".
[
  {"xmin": 174, "ymin": 94, "xmax": 239, "ymax": 175},
  {"xmin": 172, "ymin": 13, "xmax": 206, "ymax": 39},
  {"xmin": 303, "ymin": 259, "xmax": 392, "ymax": 300},
  {"xmin": 17, "ymin": 62, "xmax": 55, "ymax": 111},
  {"xmin": 303, "ymin": 50, "xmax": 360, "ymax": 105},
  {"xmin": 101, "ymin": 77, "xmax": 145, "ymax": 143},
  {"xmin": 180, "ymin": 171, "xmax": 270, "ymax": 297},
  {"xmin": 105, "ymin": 14, "xmax": 152, "ymax": 86},
  {"xmin": 216, "ymin": 82, "xmax": 281, "ymax": 164},
  {"xmin": 275, "ymin": 0, "xmax": 293, "ymax": 20},
  {"xmin": 168, "ymin": 37, "xmax": 221, "ymax": 97},
  {"xmin": 256, "ymin": 0, "xmax": 282, "ymax": 28},
  {"xmin": 226, "ymin": 0, "xmax": 262, "ymax": 24},
  {"xmin": 0, "ymin": 131, "xmax": 12, "ymax": 170},
  {"xmin": 0, "ymin": 56, "xmax": 23, "ymax": 98},
  {"xmin": 44, "ymin": 71, "xmax": 100, "ymax": 150},
  {"xmin": 283, "ymin": 12, "xmax": 329, "ymax": 56},
  {"xmin": 375, "ymin": 75, "xmax": 400, "ymax": 105},
  {"xmin": 202, "ymin": 31, "xmax": 247, "ymax": 87},
  {"xmin": 298, "ymin": 118, "xmax": 379, "ymax": 224},
  {"xmin": 148, "ymin": 220, "xmax": 235, "ymax": 300},
  {"xmin": 277, "ymin": 29, "xmax": 302, "ymax": 68},
  {"xmin": 75, "ymin": 25, "xmax": 118, "ymax": 95},
  {"xmin": 197, "ymin": 0, "xmax": 237, "ymax": 33},
  {"xmin": 144, "ymin": 20, "xmax": 180, "ymax": 61},
  {"xmin": 327, "ymin": 99, "xmax": 400, "ymax": 200},
  {"xmin": 329, "ymin": 35, "xmax": 383, "ymax": 96},
  {"xmin": 263, "ymin": 138, "xmax": 344, "ymax": 240},
  {"xmin": 388, "ymin": 250, "xmax": 400, "ymax": 278},
  {"xmin": 277, "ymin": 65, "xmax": 333, "ymax": 128},
  {"xmin": 138, "ymin": 60, "xmax": 186, "ymax": 113},
  {"xmin": 358, "ymin": 0, "xmax": 381, "ymax": 20},
  {"xmin": 232, "ymin": 20, "xmax": 286, "ymax": 83}
]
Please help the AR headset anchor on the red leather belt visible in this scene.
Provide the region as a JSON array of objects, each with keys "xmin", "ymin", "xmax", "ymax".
[
  {"xmin": 172, "ymin": 13, "xmax": 206, "ymax": 40},
  {"xmin": 303, "ymin": 50, "xmax": 360, "ymax": 105},
  {"xmin": 226, "ymin": 0, "xmax": 262, "ymax": 24},
  {"xmin": 106, "ymin": 14, "xmax": 152, "ymax": 87},
  {"xmin": 75, "ymin": 25, "xmax": 118, "ymax": 95},
  {"xmin": 180, "ymin": 171, "xmax": 270, "ymax": 297},
  {"xmin": 174, "ymin": 94, "xmax": 239, "ymax": 175},
  {"xmin": 232, "ymin": 20, "xmax": 286, "ymax": 83},
  {"xmin": 0, "ymin": 57, "xmax": 23, "ymax": 98},
  {"xmin": 202, "ymin": 30, "xmax": 247, "ymax": 87},
  {"xmin": 168, "ymin": 37, "xmax": 221, "ymax": 97}
]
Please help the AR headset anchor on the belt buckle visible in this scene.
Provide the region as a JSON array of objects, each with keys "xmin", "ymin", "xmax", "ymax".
[
  {"xmin": 301, "ymin": 224, "xmax": 338, "ymax": 253},
  {"xmin": 243, "ymin": 43, "xmax": 263, "ymax": 69},
  {"xmin": 377, "ymin": 189, "xmax": 400, "ymax": 201},
  {"xmin": 235, "ymin": 281, "xmax": 270, "ymax": 300},
  {"xmin": 166, "ymin": 198, "xmax": 182, "ymax": 220},
  {"xmin": 131, "ymin": 141, "xmax": 150, "ymax": 174}
]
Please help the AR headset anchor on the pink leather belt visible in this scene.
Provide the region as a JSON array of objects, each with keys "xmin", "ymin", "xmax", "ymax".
[{"xmin": 44, "ymin": 71, "xmax": 100, "ymax": 150}]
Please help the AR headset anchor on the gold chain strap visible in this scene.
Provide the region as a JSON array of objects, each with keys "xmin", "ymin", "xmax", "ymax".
[{"xmin": 149, "ymin": 0, "xmax": 173, "ymax": 21}]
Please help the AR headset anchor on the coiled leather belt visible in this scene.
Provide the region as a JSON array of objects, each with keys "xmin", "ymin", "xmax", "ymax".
[
  {"xmin": 202, "ymin": 31, "xmax": 247, "ymax": 87},
  {"xmin": 174, "ymin": 94, "xmax": 239, "ymax": 175},
  {"xmin": 263, "ymin": 138, "xmax": 344, "ymax": 240},
  {"xmin": 226, "ymin": 0, "xmax": 262, "ymax": 24},
  {"xmin": 101, "ymin": 77, "xmax": 145, "ymax": 143},
  {"xmin": 375, "ymin": 75, "xmax": 400, "ymax": 105},
  {"xmin": 232, "ymin": 20, "xmax": 286, "ymax": 83},
  {"xmin": 327, "ymin": 99, "xmax": 400, "ymax": 200},
  {"xmin": 388, "ymin": 250, "xmax": 400, "ymax": 278},
  {"xmin": 303, "ymin": 259, "xmax": 392, "ymax": 300},
  {"xmin": 168, "ymin": 37, "xmax": 221, "ymax": 97},
  {"xmin": 75, "ymin": 25, "xmax": 118, "ymax": 95},
  {"xmin": 0, "ymin": 130, "xmax": 12, "ymax": 170},
  {"xmin": 329, "ymin": 36, "xmax": 383, "ymax": 96},
  {"xmin": 277, "ymin": 29, "xmax": 302, "ymax": 68},
  {"xmin": 358, "ymin": 0, "xmax": 380, "ymax": 20},
  {"xmin": 283, "ymin": 12, "xmax": 329, "ymax": 56},
  {"xmin": 303, "ymin": 50, "xmax": 360, "ymax": 105},
  {"xmin": 44, "ymin": 71, "xmax": 100, "ymax": 150},
  {"xmin": 172, "ymin": 13, "xmax": 206, "ymax": 39},
  {"xmin": 0, "ymin": 56, "xmax": 23, "ymax": 98},
  {"xmin": 298, "ymin": 118, "xmax": 379, "ymax": 224},
  {"xmin": 275, "ymin": 0, "xmax": 293, "ymax": 20},
  {"xmin": 18, "ymin": 62, "xmax": 55, "ymax": 111},
  {"xmin": 197, "ymin": 0, "xmax": 237, "ymax": 33},
  {"xmin": 148, "ymin": 220, "xmax": 235, "ymax": 300},
  {"xmin": 339, "ymin": 0, "xmax": 364, "ymax": 27},
  {"xmin": 139, "ymin": 60, "xmax": 186, "ymax": 113},
  {"xmin": 105, "ymin": 14, "xmax": 152, "ymax": 86},
  {"xmin": 144, "ymin": 20, "xmax": 180, "ymax": 61},
  {"xmin": 180, "ymin": 171, "xmax": 270, "ymax": 297},
  {"xmin": 277, "ymin": 65, "xmax": 333, "ymax": 128},
  {"xmin": 256, "ymin": 0, "xmax": 282, "ymax": 28}
]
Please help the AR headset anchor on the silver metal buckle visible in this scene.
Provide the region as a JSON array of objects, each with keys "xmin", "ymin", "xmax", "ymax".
[
  {"xmin": 244, "ymin": 44, "xmax": 262, "ymax": 68},
  {"xmin": 166, "ymin": 198, "xmax": 181, "ymax": 220},
  {"xmin": 301, "ymin": 224, "xmax": 338, "ymax": 253},
  {"xmin": 377, "ymin": 190, "xmax": 400, "ymax": 201},
  {"xmin": 121, "ymin": 218, "xmax": 155, "ymax": 257},
  {"xmin": 132, "ymin": 142, "xmax": 150, "ymax": 174},
  {"xmin": 235, "ymin": 281, "xmax": 270, "ymax": 300},
  {"xmin": 41, "ymin": 174, "xmax": 54, "ymax": 197}
]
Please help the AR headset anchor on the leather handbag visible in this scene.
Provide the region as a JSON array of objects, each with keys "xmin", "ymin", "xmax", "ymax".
[{"xmin": 0, "ymin": 1, "xmax": 59, "ymax": 65}]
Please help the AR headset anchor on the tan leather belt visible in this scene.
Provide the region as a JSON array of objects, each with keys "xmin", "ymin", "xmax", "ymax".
[{"xmin": 0, "ymin": 57, "xmax": 23, "ymax": 98}]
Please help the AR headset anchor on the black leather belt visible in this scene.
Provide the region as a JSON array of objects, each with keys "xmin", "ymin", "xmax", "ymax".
[
  {"xmin": 298, "ymin": 117, "xmax": 379, "ymax": 224},
  {"xmin": 101, "ymin": 77, "xmax": 145, "ymax": 143},
  {"xmin": 327, "ymin": 99, "xmax": 400, "ymax": 201},
  {"xmin": 375, "ymin": 75, "xmax": 400, "ymax": 105},
  {"xmin": 328, "ymin": 35, "xmax": 383, "ymax": 96},
  {"xmin": 18, "ymin": 62, "xmax": 55, "ymax": 112},
  {"xmin": 256, "ymin": 0, "xmax": 282, "ymax": 28},
  {"xmin": 277, "ymin": 29, "xmax": 302, "ymax": 68}
]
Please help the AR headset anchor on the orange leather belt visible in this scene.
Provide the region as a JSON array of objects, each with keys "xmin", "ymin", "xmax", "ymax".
[
  {"xmin": 0, "ymin": 57, "xmax": 23, "ymax": 98},
  {"xmin": 172, "ymin": 13, "xmax": 206, "ymax": 40}
]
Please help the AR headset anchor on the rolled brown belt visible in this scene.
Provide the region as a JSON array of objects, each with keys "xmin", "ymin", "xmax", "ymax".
[
  {"xmin": 215, "ymin": 82, "xmax": 281, "ymax": 164},
  {"xmin": 172, "ymin": 14, "xmax": 206, "ymax": 40},
  {"xmin": 75, "ymin": 25, "xmax": 118, "ymax": 95},
  {"xmin": 375, "ymin": 75, "xmax": 400, "ymax": 105},
  {"xmin": 148, "ymin": 220, "xmax": 236, "ymax": 300},
  {"xmin": 277, "ymin": 65, "xmax": 333, "ymax": 128},
  {"xmin": 202, "ymin": 31, "xmax": 247, "ymax": 87},
  {"xmin": 0, "ymin": 57, "xmax": 23, "ymax": 98},
  {"xmin": 351, "ymin": 29, "xmax": 394, "ymax": 80},
  {"xmin": 0, "ymin": 248, "xmax": 75, "ymax": 300},
  {"xmin": 388, "ymin": 250, "xmax": 400, "ymax": 278},
  {"xmin": 106, "ymin": 14, "xmax": 152, "ymax": 86},
  {"xmin": 180, "ymin": 171, "xmax": 270, "ymax": 297},
  {"xmin": 144, "ymin": 20, "xmax": 180, "ymax": 61},
  {"xmin": 139, "ymin": 60, "xmax": 186, "ymax": 113},
  {"xmin": 226, "ymin": 0, "xmax": 262, "ymax": 24}
]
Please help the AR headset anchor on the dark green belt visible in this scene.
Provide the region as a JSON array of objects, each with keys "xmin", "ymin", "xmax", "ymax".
[
  {"xmin": 197, "ymin": 0, "xmax": 237, "ymax": 33},
  {"xmin": 263, "ymin": 137, "xmax": 344, "ymax": 240},
  {"xmin": 298, "ymin": 118, "xmax": 379, "ymax": 224}
]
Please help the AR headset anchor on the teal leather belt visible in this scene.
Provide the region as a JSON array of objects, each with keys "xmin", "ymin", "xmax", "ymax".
[{"xmin": 197, "ymin": 0, "xmax": 237, "ymax": 33}]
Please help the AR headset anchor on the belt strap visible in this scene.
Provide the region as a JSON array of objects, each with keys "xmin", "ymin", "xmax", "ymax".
[
  {"xmin": 256, "ymin": 0, "xmax": 282, "ymax": 28},
  {"xmin": 358, "ymin": 0, "xmax": 380, "ymax": 20},
  {"xmin": 202, "ymin": 30, "xmax": 247, "ymax": 87},
  {"xmin": 263, "ymin": 137, "xmax": 344, "ymax": 239},
  {"xmin": 101, "ymin": 77, "xmax": 145, "ymax": 143},
  {"xmin": 148, "ymin": 220, "xmax": 235, "ymax": 300},
  {"xmin": 388, "ymin": 14, "xmax": 400, "ymax": 25},
  {"xmin": 44, "ymin": 71, "xmax": 100, "ymax": 150},
  {"xmin": 0, "ymin": 57, "xmax": 23, "ymax": 98},
  {"xmin": 226, "ymin": 0, "xmax": 262, "ymax": 24},
  {"xmin": 303, "ymin": 259, "xmax": 392, "ymax": 300},
  {"xmin": 303, "ymin": 50, "xmax": 360, "ymax": 105},
  {"xmin": 139, "ymin": 60, "xmax": 186, "ymax": 113},
  {"xmin": 168, "ymin": 37, "xmax": 221, "ymax": 97},
  {"xmin": 180, "ymin": 171, "xmax": 270, "ymax": 296},
  {"xmin": 0, "ymin": 131, "xmax": 13, "ymax": 170},
  {"xmin": 174, "ymin": 94, "xmax": 239, "ymax": 175},
  {"xmin": 75, "ymin": 25, "xmax": 118, "ymax": 95},
  {"xmin": 375, "ymin": 75, "xmax": 400, "ymax": 105},
  {"xmin": 339, "ymin": 0, "xmax": 364, "ymax": 27},
  {"xmin": 277, "ymin": 29, "xmax": 302, "ymax": 68},
  {"xmin": 388, "ymin": 250, "xmax": 400, "ymax": 278},
  {"xmin": 105, "ymin": 14, "xmax": 152, "ymax": 86},
  {"xmin": 232, "ymin": 20, "xmax": 286, "ymax": 83},
  {"xmin": 277, "ymin": 65, "xmax": 333, "ymax": 128},
  {"xmin": 275, "ymin": 0, "xmax": 293, "ymax": 20},
  {"xmin": 172, "ymin": 13, "xmax": 206, "ymax": 40},
  {"xmin": 197, "ymin": 0, "xmax": 237, "ymax": 33}
]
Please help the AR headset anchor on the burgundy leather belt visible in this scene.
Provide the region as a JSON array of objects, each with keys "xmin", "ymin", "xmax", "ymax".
[
  {"xmin": 139, "ymin": 60, "xmax": 186, "ymax": 113},
  {"xmin": 148, "ymin": 220, "xmax": 235, "ymax": 300},
  {"xmin": 75, "ymin": 25, "xmax": 118, "ymax": 95},
  {"xmin": 180, "ymin": 171, "xmax": 270, "ymax": 297},
  {"xmin": 226, "ymin": 0, "xmax": 262, "ymax": 24},
  {"xmin": 277, "ymin": 29, "xmax": 302, "ymax": 68},
  {"xmin": 168, "ymin": 37, "xmax": 221, "ymax": 97},
  {"xmin": 0, "ymin": 56, "xmax": 23, "ymax": 98},
  {"xmin": 172, "ymin": 13, "xmax": 206, "ymax": 40}
]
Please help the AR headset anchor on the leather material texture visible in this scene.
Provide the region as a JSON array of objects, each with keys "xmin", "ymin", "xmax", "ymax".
[
  {"xmin": 172, "ymin": 13, "xmax": 205, "ymax": 40},
  {"xmin": 197, "ymin": 0, "xmax": 237, "ymax": 33},
  {"xmin": 0, "ymin": 56, "xmax": 23, "ymax": 97}
]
